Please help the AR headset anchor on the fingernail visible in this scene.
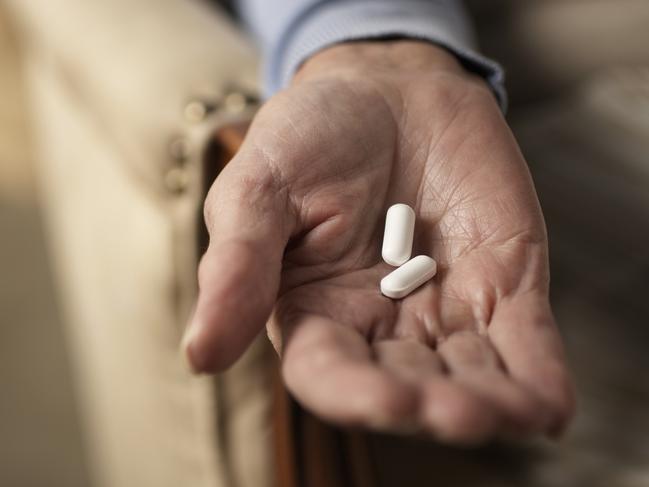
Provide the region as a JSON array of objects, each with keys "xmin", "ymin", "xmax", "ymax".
[{"xmin": 181, "ymin": 307, "xmax": 202, "ymax": 374}]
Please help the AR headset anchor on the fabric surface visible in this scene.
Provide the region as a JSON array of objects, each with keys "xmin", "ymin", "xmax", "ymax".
[{"xmin": 3, "ymin": 1, "xmax": 271, "ymax": 486}]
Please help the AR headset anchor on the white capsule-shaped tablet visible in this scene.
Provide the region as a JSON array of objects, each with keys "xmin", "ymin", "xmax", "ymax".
[
  {"xmin": 380, "ymin": 255, "xmax": 437, "ymax": 299},
  {"xmin": 382, "ymin": 203, "xmax": 415, "ymax": 266}
]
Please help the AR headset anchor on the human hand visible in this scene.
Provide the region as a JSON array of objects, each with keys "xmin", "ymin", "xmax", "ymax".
[{"xmin": 183, "ymin": 41, "xmax": 575, "ymax": 443}]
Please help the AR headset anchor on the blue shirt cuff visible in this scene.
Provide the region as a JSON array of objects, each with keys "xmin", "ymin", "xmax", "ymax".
[{"xmin": 263, "ymin": 1, "xmax": 507, "ymax": 111}]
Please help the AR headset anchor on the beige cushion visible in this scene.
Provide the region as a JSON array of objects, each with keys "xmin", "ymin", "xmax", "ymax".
[
  {"xmin": 4, "ymin": 0, "xmax": 260, "ymax": 194},
  {"xmin": 5, "ymin": 1, "xmax": 274, "ymax": 486}
]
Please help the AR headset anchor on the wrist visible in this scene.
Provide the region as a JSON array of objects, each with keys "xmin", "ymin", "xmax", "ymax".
[{"xmin": 293, "ymin": 40, "xmax": 472, "ymax": 85}]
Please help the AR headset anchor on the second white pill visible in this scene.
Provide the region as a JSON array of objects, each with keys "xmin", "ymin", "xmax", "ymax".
[
  {"xmin": 380, "ymin": 255, "xmax": 437, "ymax": 299},
  {"xmin": 382, "ymin": 203, "xmax": 415, "ymax": 266}
]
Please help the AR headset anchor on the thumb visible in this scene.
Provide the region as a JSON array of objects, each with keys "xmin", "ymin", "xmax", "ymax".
[{"xmin": 183, "ymin": 159, "xmax": 295, "ymax": 373}]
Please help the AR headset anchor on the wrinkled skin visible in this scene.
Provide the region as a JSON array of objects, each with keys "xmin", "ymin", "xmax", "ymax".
[{"xmin": 184, "ymin": 41, "xmax": 575, "ymax": 443}]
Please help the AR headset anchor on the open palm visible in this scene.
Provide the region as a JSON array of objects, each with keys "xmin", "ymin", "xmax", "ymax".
[{"xmin": 185, "ymin": 42, "xmax": 574, "ymax": 443}]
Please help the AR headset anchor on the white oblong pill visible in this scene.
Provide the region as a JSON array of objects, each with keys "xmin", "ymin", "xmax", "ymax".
[
  {"xmin": 382, "ymin": 203, "xmax": 415, "ymax": 266},
  {"xmin": 380, "ymin": 255, "xmax": 437, "ymax": 299}
]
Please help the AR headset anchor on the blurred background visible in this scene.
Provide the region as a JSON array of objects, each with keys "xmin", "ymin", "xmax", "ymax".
[
  {"xmin": 0, "ymin": 6, "xmax": 90, "ymax": 486},
  {"xmin": 1, "ymin": 1, "xmax": 648, "ymax": 486}
]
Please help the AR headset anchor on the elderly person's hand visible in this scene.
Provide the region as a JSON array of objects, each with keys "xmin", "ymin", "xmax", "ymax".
[{"xmin": 183, "ymin": 41, "xmax": 575, "ymax": 443}]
